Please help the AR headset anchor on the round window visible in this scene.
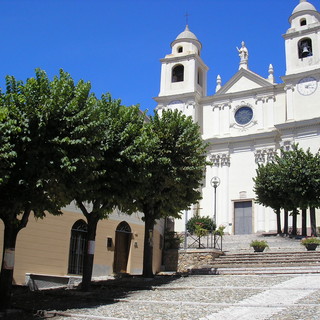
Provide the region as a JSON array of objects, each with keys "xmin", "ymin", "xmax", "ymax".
[{"xmin": 235, "ymin": 106, "xmax": 253, "ymax": 125}]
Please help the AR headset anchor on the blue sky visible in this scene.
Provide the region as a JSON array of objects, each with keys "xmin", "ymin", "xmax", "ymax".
[{"xmin": 0, "ymin": 0, "xmax": 310, "ymax": 114}]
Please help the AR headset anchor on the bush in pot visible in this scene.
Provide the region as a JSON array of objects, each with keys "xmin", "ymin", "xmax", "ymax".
[
  {"xmin": 301, "ymin": 237, "xmax": 320, "ymax": 251},
  {"xmin": 250, "ymin": 240, "xmax": 269, "ymax": 252}
]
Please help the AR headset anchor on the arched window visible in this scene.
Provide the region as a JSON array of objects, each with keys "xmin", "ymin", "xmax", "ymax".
[
  {"xmin": 300, "ymin": 18, "xmax": 307, "ymax": 26},
  {"xmin": 177, "ymin": 46, "xmax": 183, "ymax": 53},
  {"xmin": 298, "ymin": 38, "xmax": 313, "ymax": 58},
  {"xmin": 68, "ymin": 220, "xmax": 87, "ymax": 275},
  {"xmin": 172, "ymin": 64, "xmax": 184, "ymax": 82}
]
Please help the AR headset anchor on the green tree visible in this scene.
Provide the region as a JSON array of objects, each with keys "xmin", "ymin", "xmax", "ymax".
[
  {"xmin": 0, "ymin": 69, "xmax": 101, "ymax": 309},
  {"xmin": 254, "ymin": 144, "xmax": 320, "ymax": 236},
  {"xmin": 254, "ymin": 161, "xmax": 285, "ymax": 234},
  {"xmin": 133, "ymin": 110, "xmax": 208, "ymax": 277},
  {"xmin": 278, "ymin": 145, "xmax": 320, "ymax": 236},
  {"xmin": 73, "ymin": 95, "xmax": 145, "ymax": 291}
]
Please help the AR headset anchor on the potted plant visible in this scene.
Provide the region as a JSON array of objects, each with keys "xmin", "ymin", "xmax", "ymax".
[
  {"xmin": 250, "ymin": 240, "xmax": 269, "ymax": 252},
  {"xmin": 301, "ymin": 237, "xmax": 320, "ymax": 251}
]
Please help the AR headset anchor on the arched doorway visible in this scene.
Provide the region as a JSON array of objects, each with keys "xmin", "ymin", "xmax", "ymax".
[
  {"xmin": 113, "ymin": 221, "xmax": 132, "ymax": 274},
  {"xmin": 68, "ymin": 220, "xmax": 87, "ymax": 275}
]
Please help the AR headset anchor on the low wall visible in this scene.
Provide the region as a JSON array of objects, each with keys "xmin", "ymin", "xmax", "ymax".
[{"xmin": 163, "ymin": 249, "xmax": 223, "ymax": 273}]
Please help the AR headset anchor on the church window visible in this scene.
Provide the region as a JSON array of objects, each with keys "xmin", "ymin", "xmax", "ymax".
[
  {"xmin": 172, "ymin": 64, "xmax": 184, "ymax": 82},
  {"xmin": 177, "ymin": 46, "xmax": 183, "ymax": 53},
  {"xmin": 235, "ymin": 106, "xmax": 253, "ymax": 125},
  {"xmin": 298, "ymin": 38, "xmax": 313, "ymax": 58},
  {"xmin": 300, "ymin": 18, "xmax": 307, "ymax": 26}
]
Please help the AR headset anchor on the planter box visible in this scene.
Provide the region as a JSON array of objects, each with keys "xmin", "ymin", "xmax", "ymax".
[{"xmin": 305, "ymin": 243, "xmax": 318, "ymax": 251}]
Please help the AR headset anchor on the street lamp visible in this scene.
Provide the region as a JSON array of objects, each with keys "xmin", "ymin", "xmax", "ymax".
[{"xmin": 210, "ymin": 176, "xmax": 220, "ymax": 227}]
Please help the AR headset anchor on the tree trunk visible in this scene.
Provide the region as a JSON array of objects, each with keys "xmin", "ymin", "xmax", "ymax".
[
  {"xmin": 0, "ymin": 222, "xmax": 19, "ymax": 310},
  {"xmin": 0, "ymin": 210, "xmax": 30, "ymax": 311},
  {"xmin": 291, "ymin": 210, "xmax": 297, "ymax": 236},
  {"xmin": 142, "ymin": 213, "xmax": 155, "ymax": 278},
  {"xmin": 284, "ymin": 210, "xmax": 289, "ymax": 235},
  {"xmin": 81, "ymin": 215, "xmax": 99, "ymax": 292},
  {"xmin": 310, "ymin": 207, "xmax": 317, "ymax": 237},
  {"xmin": 276, "ymin": 209, "xmax": 281, "ymax": 234},
  {"xmin": 301, "ymin": 209, "xmax": 307, "ymax": 237}
]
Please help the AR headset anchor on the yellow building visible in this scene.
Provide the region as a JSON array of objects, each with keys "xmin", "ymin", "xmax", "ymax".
[{"xmin": 0, "ymin": 202, "xmax": 164, "ymax": 286}]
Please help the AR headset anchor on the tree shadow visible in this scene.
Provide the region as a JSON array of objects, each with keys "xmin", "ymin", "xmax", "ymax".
[{"xmin": 10, "ymin": 275, "xmax": 182, "ymax": 319}]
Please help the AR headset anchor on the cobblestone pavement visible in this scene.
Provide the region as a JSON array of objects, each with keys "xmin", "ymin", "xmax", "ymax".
[
  {"xmin": 49, "ymin": 235, "xmax": 319, "ymax": 320},
  {"xmin": 50, "ymin": 273, "xmax": 320, "ymax": 320}
]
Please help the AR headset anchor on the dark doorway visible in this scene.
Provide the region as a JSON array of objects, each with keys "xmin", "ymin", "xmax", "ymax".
[{"xmin": 114, "ymin": 221, "xmax": 132, "ymax": 274}]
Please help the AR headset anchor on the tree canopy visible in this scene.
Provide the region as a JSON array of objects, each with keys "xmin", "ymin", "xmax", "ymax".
[
  {"xmin": 0, "ymin": 69, "xmax": 102, "ymax": 308},
  {"xmin": 132, "ymin": 110, "xmax": 209, "ymax": 277},
  {"xmin": 254, "ymin": 144, "xmax": 320, "ymax": 235},
  {"xmin": 73, "ymin": 95, "xmax": 146, "ymax": 290}
]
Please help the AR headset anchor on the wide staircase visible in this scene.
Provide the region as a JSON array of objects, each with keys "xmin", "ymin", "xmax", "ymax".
[
  {"xmin": 211, "ymin": 251, "xmax": 320, "ymax": 275},
  {"xmin": 205, "ymin": 234, "xmax": 320, "ymax": 275}
]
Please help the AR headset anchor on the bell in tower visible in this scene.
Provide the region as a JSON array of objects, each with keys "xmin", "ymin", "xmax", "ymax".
[{"xmin": 299, "ymin": 39, "xmax": 312, "ymax": 58}]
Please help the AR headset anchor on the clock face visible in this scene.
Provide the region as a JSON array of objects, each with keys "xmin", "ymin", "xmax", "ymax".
[
  {"xmin": 297, "ymin": 77, "xmax": 317, "ymax": 96},
  {"xmin": 234, "ymin": 106, "xmax": 253, "ymax": 125}
]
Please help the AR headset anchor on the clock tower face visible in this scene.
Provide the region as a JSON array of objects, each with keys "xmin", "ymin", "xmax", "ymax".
[{"xmin": 297, "ymin": 77, "xmax": 317, "ymax": 96}]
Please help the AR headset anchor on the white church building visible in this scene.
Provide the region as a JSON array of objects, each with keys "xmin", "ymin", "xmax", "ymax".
[{"xmin": 155, "ymin": 0, "xmax": 320, "ymax": 235}]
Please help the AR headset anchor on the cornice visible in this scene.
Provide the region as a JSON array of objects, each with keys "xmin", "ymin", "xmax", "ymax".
[
  {"xmin": 205, "ymin": 128, "xmax": 279, "ymax": 146},
  {"xmin": 160, "ymin": 52, "xmax": 207, "ymax": 66},
  {"xmin": 283, "ymin": 24, "xmax": 320, "ymax": 39},
  {"xmin": 275, "ymin": 117, "xmax": 320, "ymax": 131},
  {"xmin": 153, "ymin": 91, "xmax": 202, "ymax": 104},
  {"xmin": 281, "ymin": 68, "xmax": 320, "ymax": 82},
  {"xmin": 202, "ymin": 83, "xmax": 285, "ymax": 105}
]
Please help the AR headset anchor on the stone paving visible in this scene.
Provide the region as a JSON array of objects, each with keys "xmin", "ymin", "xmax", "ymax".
[
  {"xmin": 50, "ymin": 234, "xmax": 320, "ymax": 320},
  {"xmin": 51, "ymin": 274, "xmax": 320, "ymax": 320}
]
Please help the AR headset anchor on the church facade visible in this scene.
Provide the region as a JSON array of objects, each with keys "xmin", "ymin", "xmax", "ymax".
[{"xmin": 155, "ymin": 0, "xmax": 320, "ymax": 235}]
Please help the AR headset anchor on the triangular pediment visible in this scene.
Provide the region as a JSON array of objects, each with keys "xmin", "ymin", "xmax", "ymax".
[{"xmin": 216, "ymin": 68, "xmax": 273, "ymax": 95}]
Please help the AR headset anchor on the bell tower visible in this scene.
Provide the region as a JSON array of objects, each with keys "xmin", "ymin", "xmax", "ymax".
[
  {"xmin": 284, "ymin": 0, "xmax": 320, "ymax": 75},
  {"xmin": 155, "ymin": 25, "xmax": 208, "ymax": 121},
  {"xmin": 158, "ymin": 25, "xmax": 208, "ymax": 97}
]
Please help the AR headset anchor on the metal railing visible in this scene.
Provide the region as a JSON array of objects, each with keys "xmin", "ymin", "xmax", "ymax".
[{"xmin": 182, "ymin": 232, "xmax": 223, "ymax": 251}]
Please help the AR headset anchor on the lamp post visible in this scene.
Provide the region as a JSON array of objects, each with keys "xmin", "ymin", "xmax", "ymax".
[{"xmin": 210, "ymin": 176, "xmax": 220, "ymax": 228}]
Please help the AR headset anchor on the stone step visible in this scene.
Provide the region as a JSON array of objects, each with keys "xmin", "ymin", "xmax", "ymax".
[
  {"xmin": 212, "ymin": 252, "xmax": 320, "ymax": 267},
  {"xmin": 219, "ymin": 251, "xmax": 320, "ymax": 258},
  {"xmin": 215, "ymin": 257, "xmax": 320, "ymax": 263},
  {"xmin": 213, "ymin": 257, "xmax": 320, "ymax": 265},
  {"xmin": 210, "ymin": 262, "xmax": 320, "ymax": 269},
  {"xmin": 215, "ymin": 265, "xmax": 320, "ymax": 275},
  {"xmin": 205, "ymin": 250, "xmax": 320, "ymax": 275}
]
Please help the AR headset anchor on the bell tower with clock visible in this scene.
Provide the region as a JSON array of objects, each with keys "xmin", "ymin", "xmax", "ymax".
[
  {"xmin": 282, "ymin": 0, "xmax": 320, "ymax": 122},
  {"xmin": 284, "ymin": 0, "xmax": 320, "ymax": 75},
  {"xmin": 155, "ymin": 25, "xmax": 208, "ymax": 121}
]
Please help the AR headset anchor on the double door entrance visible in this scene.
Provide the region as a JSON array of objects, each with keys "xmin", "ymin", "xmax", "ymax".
[{"xmin": 234, "ymin": 201, "xmax": 253, "ymax": 234}]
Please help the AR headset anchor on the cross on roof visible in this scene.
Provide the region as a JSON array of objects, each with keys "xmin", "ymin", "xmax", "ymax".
[{"xmin": 185, "ymin": 12, "xmax": 189, "ymax": 25}]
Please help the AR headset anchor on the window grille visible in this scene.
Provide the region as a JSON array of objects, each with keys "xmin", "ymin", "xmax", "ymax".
[{"xmin": 68, "ymin": 220, "xmax": 88, "ymax": 275}]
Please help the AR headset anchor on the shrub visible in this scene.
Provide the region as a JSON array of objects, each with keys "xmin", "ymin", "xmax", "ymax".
[
  {"xmin": 214, "ymin": 225, "xmax": 226, "ymax": 236},
  {"xmin": 186, "ymin": 215, "xmax": 216, "ymax": 234},
  {"xmin": 250, "ymin": 240, "xmax": 269, "ymax": 249},
  {"xmin": 301, "ymin": 237, "xmax": 320, "ymax": 246}
]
